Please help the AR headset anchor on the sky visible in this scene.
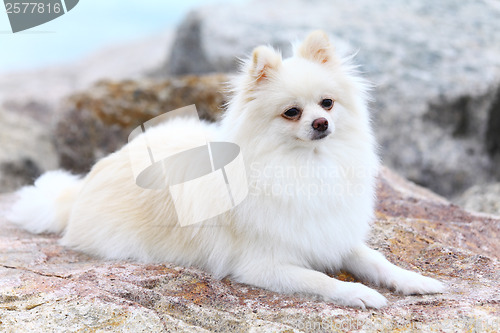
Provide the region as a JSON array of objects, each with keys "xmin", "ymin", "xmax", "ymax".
[{"xmin": 0, "ymin": 0, "xmax": 247, "ymax": 73}]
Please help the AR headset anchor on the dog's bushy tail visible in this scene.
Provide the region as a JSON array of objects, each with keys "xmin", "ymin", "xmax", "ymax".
[{"xmin": 7, "ymin": 170, "xmax": 83, "ymax": 234}]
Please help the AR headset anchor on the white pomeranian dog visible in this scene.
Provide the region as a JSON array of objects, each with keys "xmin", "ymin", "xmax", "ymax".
[{"xmin": 8, "ymin": 31, "xmax": 444, "ymax": 309}]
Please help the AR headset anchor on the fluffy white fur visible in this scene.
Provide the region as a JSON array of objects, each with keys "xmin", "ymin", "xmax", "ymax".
[{"xmin": 8, "ymin": 31, "xmax": 444, "ymax": 309}]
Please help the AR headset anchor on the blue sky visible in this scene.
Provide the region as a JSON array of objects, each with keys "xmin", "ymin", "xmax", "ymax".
[{"xmin": 0, "ymin": 0, "xmax": 247, "ymax": 72}]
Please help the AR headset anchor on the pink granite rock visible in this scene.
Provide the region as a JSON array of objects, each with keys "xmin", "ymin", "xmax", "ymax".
[{"xmin": 0, "ymin": 167, "xmax": 499, "ymax": 332}]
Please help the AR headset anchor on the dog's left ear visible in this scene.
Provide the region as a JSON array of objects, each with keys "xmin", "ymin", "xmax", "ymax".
[
  {"xmin": 297, "ymin": 30, "xmax": 338, "ymax": 65},
  {"xmin": 250, "ymin": 45, "xmax": 282, "ymax": 82}
]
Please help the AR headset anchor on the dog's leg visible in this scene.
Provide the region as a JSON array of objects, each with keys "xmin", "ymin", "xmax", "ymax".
[
  {"xmin": 342, "ymin": 244, "xmax": 445, "ymax": 295},
  {"xmin": 233, "ymin": 264, "xmax": 387, "ymax": 309}
]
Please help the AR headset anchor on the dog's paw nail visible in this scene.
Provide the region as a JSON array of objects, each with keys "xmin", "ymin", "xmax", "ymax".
[
  {"xmin": 396, "ymin": 275, "xmax": 446, "ymax": 295},
  {"xmin": 333, "ymin": 282, "xmax": 387, "ymax": 309}
]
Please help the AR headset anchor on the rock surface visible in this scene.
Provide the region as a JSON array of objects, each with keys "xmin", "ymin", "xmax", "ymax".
[
  {"xmin": 54, "ymin": 74, "xmax": 227, "ymax": 173},
  {"xmin": 0, "ymin": 108, "xmax": 57, "ymax": 193},
  {"xmin": 1, "ymin": 167, "xmax": 499, "ymax": 332},
  {"xmin": 456, "ymin": 183, "xmax": 500, "ymax": 217},
  {"xmin": 167, "ymin": 0, "xmax": 500, "ymax": 197}
]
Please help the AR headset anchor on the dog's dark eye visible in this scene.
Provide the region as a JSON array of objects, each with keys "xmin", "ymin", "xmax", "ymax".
[
  {"xmin": 320, "ymin": 99, "xmax": 334, "ymax": 110},
  {"xmin": 282, "ymin": 107, "xmax": 301, "ymax": 120}
]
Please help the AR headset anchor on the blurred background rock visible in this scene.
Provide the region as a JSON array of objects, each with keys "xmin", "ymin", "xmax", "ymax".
[{"xmin": 1, "ymin": 0, "xmax": 499, "ymax": 216}]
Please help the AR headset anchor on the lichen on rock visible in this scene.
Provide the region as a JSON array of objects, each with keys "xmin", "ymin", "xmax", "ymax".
[{"xmin": 54, "ymin": 74, "xmax": 227, "ymax": 173}]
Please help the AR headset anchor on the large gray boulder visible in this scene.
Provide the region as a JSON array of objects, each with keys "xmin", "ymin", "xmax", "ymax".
[{"xmin": 167, "ymin": 0, "xmax": 500, "ymax": 197}]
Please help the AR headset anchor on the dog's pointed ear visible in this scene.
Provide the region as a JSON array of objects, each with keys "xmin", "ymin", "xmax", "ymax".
[
  {"xmin": 249, "ymin": 45, "xmax": 282, "ymax": 82},
  {"xmin": 297, "ymin": 30, "xmax": 337, "ymax": 65}
]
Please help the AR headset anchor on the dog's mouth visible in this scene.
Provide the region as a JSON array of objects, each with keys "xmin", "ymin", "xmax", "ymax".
[{"xmin": 310, "ymin": 130, "xmax": 331, "ymax": 141}]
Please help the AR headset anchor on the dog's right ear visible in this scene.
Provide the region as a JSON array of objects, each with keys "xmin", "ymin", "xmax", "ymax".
[
  {"xmin": 249, "ymin": 46, "xmax": 282, "ymax": 82},
  {"xmin": 297, "ymin": 30, "xmax": 339, "ymax": 66}
]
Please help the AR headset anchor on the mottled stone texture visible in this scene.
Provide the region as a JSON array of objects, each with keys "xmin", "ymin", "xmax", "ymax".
[
  {"xmin": 54, "ymin": 75, "xmax": 227, "ymax": 173},
  {"xmin": 0, "ymin": 108, "xmax": 57, "ymax": 192},
  {"xmin": 1, "ymin": 167, "xmax": 499, "ymax": 332},
  {"xmin": 456, "ymin": 183, "xmax": 500, "ymax": 217}
]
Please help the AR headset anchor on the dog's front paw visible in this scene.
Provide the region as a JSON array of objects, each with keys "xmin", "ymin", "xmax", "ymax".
[
  {"xmin": 331, "ymin": 282, "xmax": 387, "ymax": 309},
  {"xmin": 392, "ymin": 271, "xmax": 445, "ymax": 295}
]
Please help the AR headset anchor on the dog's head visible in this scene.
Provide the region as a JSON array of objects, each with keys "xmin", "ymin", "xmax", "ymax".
[{"xmin": 227, "ymin": 30, "xmax": 370, "ymax": 150}]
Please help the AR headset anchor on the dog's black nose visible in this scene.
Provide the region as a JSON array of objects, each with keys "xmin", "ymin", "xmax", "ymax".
[{"xmin": 312, "ymin": 118, "xmax": 328, "ymax": 132}]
